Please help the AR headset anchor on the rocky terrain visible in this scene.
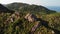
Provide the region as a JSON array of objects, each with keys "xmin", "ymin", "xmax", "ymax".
[{"xmin": 0, "ymin": 3, "xmax": 60, "ymax": 34}]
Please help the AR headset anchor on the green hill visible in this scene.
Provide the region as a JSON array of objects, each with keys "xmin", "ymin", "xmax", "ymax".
[
  {"xmin": 0, "ymin": 4, "xmax": 14, "ymax": 13},
  {"xmin": 0, "ymin": 2, "xmax": 60, "ymax": 34},
  {"xmin": 5, "ymin": 2, "xmax": 56, "ymax": 14}
]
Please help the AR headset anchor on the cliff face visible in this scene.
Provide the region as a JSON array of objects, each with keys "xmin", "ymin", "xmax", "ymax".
[{"xmin": 0, "ymin": 4, "xmax": 14, "ymax": 13}]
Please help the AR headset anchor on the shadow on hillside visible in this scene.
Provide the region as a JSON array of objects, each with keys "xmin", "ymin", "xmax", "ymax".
[
  {"xmin": 28, "ymin": 18, "xmax": 60, "ymax": 34},
  {"xmin": 37, "ymin": 18, "xmax": 60, "ymax": 34}
]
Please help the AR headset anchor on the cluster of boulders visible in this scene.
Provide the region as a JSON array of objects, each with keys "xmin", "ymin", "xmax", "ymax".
[{"xmin": 4, "ymin": 12, "xmax": 20, "ymax": 24}]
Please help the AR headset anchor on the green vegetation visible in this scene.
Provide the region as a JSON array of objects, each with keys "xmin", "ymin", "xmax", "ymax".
[
  {"xmin": 0, "ymin": 2, "xmax": 60, "ymax": 34},
  {"xmin": 5, "ymin": 2, "xmax": 56, "ymax": 14}
]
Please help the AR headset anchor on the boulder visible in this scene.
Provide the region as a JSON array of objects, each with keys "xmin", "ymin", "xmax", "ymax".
[{"xmin": 25, "ymin": 13, "xmax": 37, "ymax": 22}]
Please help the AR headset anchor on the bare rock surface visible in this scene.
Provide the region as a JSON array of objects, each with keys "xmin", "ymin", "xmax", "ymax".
[{"xmin": 25, "ymin": 13, "xmax": 37, "ymax": 22}]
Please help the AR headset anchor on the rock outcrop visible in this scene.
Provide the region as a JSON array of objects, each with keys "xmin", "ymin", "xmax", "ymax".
[
  {"xmin": 4, "ymin": 12, "xmax": 20, "ymax": 25},
  {"xmin": 25, "ymin": 13, "xmax": 37, "ymax": 22}
]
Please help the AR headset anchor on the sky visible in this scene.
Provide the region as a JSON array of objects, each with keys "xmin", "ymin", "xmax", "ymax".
[{"xmin": 0, "ymin": 0, "xmax": 60, "ymax": 6}]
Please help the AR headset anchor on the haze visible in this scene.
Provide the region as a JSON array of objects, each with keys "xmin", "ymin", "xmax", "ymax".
[{"xmin": 0, "ymin": 0, "xmax": 60, "ymax": 6}]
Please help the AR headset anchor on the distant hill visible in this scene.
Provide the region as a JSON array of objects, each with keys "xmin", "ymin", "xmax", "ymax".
[
  {"xmin": 46, "ymin": 6, "xmax": 60, "ymax": 12},
  {"xmin": 5, "ymin": 2, "xmax": 56, "ymax": 14}
]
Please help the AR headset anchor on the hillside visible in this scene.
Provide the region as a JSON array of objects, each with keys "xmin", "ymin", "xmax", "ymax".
[
  {"xmin": 0, "ymin": 2, "xmax": 60, "ymax": 34},
  {"xmin": 5, "ymin": 2, "xmax": 56, "ymax": 14},
  {"xmin": 0, "ymin": 4, "xmax": 14, "ymax": 13}
]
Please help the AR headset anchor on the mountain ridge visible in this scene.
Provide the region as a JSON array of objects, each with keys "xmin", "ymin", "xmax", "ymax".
[
  {"xmin": 4, "ymin": 2, "xmax": 56, "ymax": 14},
  {"xmin": 0, "ymin": 4, "xmax": 15, "ymax": 13}
]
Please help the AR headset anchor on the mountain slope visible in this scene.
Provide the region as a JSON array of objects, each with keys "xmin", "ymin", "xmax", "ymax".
[
  {"xmin": 0, "ymin": 2, "xmax": 60, "ymax": 34},
  {"xmin": 5, "ymin": 2, "xmax": 56, "ymax": 14},
  {"xmin": 0, "ymin": 4, "xmax": 15, "ymax": 13}
]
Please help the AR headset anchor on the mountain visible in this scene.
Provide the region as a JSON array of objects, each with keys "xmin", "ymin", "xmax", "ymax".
[
  {"xmin": 46, "ymin": 6, "xmax": 60, "ymax": 12},
  {"xmin": 0, "ymin": 2, "xmax": 60, "ymax": 34},
  {"xmin": 0, "ymin": 4, "xmax": 15, "ymax": 13},
  {"xmin": 5, "ymin": 2, "xmax": 56, "ymax": 14}
]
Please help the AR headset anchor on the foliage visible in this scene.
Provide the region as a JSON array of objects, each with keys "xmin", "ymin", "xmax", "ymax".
[
  {"xmin": 5, "ymin": 2, "xmax": 56, "ymax": 14},
  {"xmin": 0, "ymin": 3, "xmax": 60, "ymax": 34}
]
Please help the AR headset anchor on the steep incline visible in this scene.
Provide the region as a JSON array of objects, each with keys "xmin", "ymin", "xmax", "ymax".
[
  {"xmin": 25, "ymin": 13, "xmax": 60, "ymax": 34},
  {"xmin": 0, "ymin": 4, "xmax": 14, "ymax": 13}
]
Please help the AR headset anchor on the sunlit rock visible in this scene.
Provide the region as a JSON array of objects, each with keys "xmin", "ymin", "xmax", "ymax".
[{"xmin": 25, "ymin": 13, "xmax": 37, "ymax": 22}]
